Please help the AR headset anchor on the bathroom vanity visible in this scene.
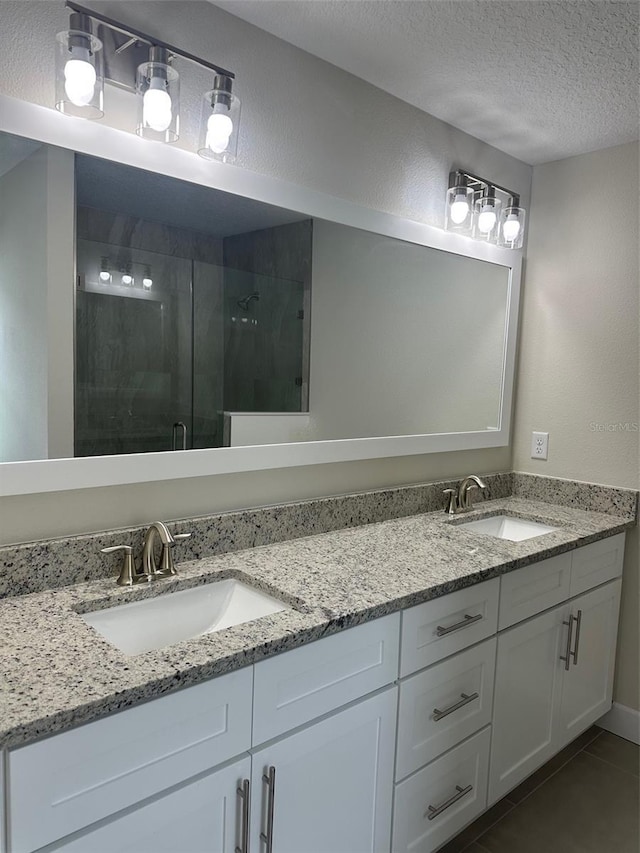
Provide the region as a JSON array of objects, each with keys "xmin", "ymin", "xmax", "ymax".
[{"xmin": 0, "ymin": 487, "xmax": 633, "ymax": 853}]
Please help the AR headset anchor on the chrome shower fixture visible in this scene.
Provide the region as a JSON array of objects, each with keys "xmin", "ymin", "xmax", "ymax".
[{"xmin": 237, "ymin": 292, "xmax": 260, "ymax": 311}]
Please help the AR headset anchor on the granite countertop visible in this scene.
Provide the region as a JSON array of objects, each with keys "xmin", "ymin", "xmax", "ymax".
[{"xmin": 0, "ymin": 496, "xmax": 633, "ymax": 751}]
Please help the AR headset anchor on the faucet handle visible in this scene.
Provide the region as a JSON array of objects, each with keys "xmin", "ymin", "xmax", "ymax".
[
  {"xmin": 156, "ymin": 531, "xmax": 192, "ymax": 577},
  {"xmin": 101, "ymin": 545, "xmax": 145, "ymax": 587},
  {"xmin": 443, "ymin": 489, "xmax": 458, "ymax": 515}
]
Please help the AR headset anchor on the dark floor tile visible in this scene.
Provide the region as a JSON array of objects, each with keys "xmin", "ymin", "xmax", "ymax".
[
  {"xmin": 463, "ymin": 844, "xmax": 491, "ymax": 853},
  {"xmin": 437, "ymin": 799, "xmax": 515, "ymax": 852},
  {"xmin": 584, "ymin": 731, "xmax": 640, "ymax": 777},
  {"xmin": 505, "ymin": 726, "xmax": 601, "ymax": 804},
  {"xmin": 477, "ymin": 752, "xmax": 639, "ymax": 853}
]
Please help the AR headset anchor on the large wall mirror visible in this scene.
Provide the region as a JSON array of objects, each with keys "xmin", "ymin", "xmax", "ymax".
[{"xmin": 0, "ymin": 98, "xmax": 521, "ymax": 496}]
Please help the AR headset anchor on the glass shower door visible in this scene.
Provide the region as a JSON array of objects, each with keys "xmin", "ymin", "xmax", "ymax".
[{"xmin": 75, "ymin": 240, "xmax": 193, "ymax": 456}]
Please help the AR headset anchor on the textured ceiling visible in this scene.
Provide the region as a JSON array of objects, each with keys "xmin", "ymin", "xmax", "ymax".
[{"xmin": 212, "ymin": 0, "xmax": 639, "ymax": 164}]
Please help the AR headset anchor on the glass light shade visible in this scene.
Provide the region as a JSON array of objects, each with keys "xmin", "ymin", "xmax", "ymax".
[
  {"xmin": 198, "ymin": 80, "xmax": 241, "ymax": 163},
  {"xmin": 473, "ymin": 195, "xmax": 502, "ymax": 242},
  {"xmin": 55, "ymin": 29, "xmax": 104, "ymax": 119},
  {"xmin": 136, "ymin": 60, "xmax": 180, "ymax": 143},
  {"xmin": 445, "ymin": 184, "xmax": 474, "ymax": 233},
  {"xmin": 498, "ymin": 205, "xmax": 526, "ymax": 249}
]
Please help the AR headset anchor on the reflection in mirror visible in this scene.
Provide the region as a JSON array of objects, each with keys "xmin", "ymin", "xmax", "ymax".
[{"xmin": 0, "ymin": 129, "xmax": 511, "ymax": 464}]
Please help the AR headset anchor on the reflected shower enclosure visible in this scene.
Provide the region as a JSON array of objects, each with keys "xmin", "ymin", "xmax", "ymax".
[{"xmin": 74, "ymin": 156, "xmax": 311, "ymax": 457}]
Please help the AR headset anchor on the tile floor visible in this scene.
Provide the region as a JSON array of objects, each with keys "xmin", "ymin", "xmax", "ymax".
[{"xmin": 440, "ymin": 727, "xmax": 640, "ymax": 853}]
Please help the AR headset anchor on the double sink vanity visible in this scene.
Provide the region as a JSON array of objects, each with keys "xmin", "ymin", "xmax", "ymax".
[{"xmin": 0, "ymin": 475, "xmax": 636, "ymax": 853}]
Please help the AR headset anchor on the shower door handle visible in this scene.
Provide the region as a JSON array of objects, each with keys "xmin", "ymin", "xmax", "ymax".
[{"xmin": 172, "ymin": 421, "xmax": 187, "ymax": 450}]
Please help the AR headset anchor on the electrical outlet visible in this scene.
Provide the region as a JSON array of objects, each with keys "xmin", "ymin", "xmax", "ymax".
[{"xmin": 531, "ymin": 431, "xmax": 549, "ymax": 460}]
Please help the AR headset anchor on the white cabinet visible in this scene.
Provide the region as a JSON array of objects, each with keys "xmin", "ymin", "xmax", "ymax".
[
  {"xmin": 250, "ymin": 688, "xmax": 397, "ymax": 853},
  {"xmin": 489, "ymin": 578, "xmax": 622, "ymax": 804},
  {"xmin": 54, "ymin": 756, "xmax": 251, "ymax": 853},
  {"xmin": 559, "ymin": 580, "xmax": 622, "ymax": 743},
  {"xmin": 393, "ymin": 727, "xmax": 491, "ymax": 853}
]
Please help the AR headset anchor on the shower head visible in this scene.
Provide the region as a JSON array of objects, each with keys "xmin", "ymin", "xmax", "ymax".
[{"xmin": 237, "ymin": 291, "xmax": 260, "ymax": 311}]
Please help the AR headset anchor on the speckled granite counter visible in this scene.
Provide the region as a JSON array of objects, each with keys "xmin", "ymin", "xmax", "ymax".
[{"xmin": 0, "ymin": 495, "xmax": 635, "ymax": 750}]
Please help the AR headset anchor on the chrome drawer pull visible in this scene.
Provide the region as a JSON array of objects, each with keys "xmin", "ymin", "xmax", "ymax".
[
  {"xmin": 436, "ymin": 613, "xmax": 482, "ymax": 637},
  {"xmin": 560, "ymin": 615, "xmax": 576, "ymax": 671},
  {"xmin": 235, "ymin": 779, "xmax": 250, "ymax": 853},
  {"xmin": 260, "ymin": 766, "xmax": 276, "ymax": 852},
  {"xmin": 425, "ymin": 784, "xmax": 473, "ymax": 820},
  {"xmin": 571, "ymin": 609, "xmax": 583, "ymax": 665},
  {"xmin": 433, "ymin": 691, "xmax": 479, "ymax": 722}
]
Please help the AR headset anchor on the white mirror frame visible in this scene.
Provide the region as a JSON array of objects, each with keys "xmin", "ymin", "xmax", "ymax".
[{"xmin": 0, "ymin": 93, "xmax": 522, "ymax": 497}]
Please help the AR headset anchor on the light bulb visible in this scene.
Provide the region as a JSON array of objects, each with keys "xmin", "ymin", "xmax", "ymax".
[
  {"xmin": 64, "ymin": 48, "xmax": 96, "ymax": 107},
  {"xmin": 99, "ymin": 270, "xmax": 111, "ymax": 283},
  {"xmin": 450, "ymin": 194, "xmax": 470, "ymax": 225},
  {"xmin": 502, "ymin": 214, "xmax": 521, "ymax": 242},
  {"xmin": 478, "ymin": 206, "xmax": 497, "ymax": 234},
  {"xmin": 206, "ymin": 111, "xmax": 233, "ymax": 154},
  {"xmin": 121, "ymin": 273, "xmax": 133, "ymax": 286},
  {"xmin": 143, "ymin": 81, "xmax": 172, "ymax": 132},
  {"xmin": 143, "ymin": 277, "xmax": 153, "ymax": 289}
]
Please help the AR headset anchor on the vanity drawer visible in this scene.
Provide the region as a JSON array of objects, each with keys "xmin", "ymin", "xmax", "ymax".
[
  {"xmin": 396, "ymin": 638, "xmax": 496, "ymax": 780},
  {"xmin": 392, "ymin": 726, "xmax": 490, "ymax": 853},
  {"xmin": 400, "ymin": 579, "xmax": 499, "ymax": 677},
  {"xmin": 252, "ymin": 612, "xmax": 400, "ymax": 744},
  {"xmin": 499, "ymin": 552, "xmax": 571, "ymax": 629},
  {"xmin": 570, "ymin": 533, "xmax": 625, "ymax": 597},
  {"xmin": 9, "ymin": 667, "xmax": 253, "ymax": 853}
]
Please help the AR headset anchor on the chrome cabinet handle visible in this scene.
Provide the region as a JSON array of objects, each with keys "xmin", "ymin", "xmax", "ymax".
[
  {"xmin": 571, "ymin": 609, "xmax": 583, "ymax": 666},
  {"xmin": 436, "ymin": 613, "xmax": 482, "ymax": 637},
  {"xmin": 425, "ymin": 784, "xmax": 473, "ymax": 820},
  {"xmin": 560, "ymin": 614, "xmax": 575, "ymax": 671},
  {"xmin": 235, "ymin": 779, "xmax": 250, "ymax": 853},
  {"xmin": 433, "ymin": 691, "xmax": 479, "ymax": 722},
  {"xmin": 260, "ymin": 766, "xmax": 276, "ymax": 853}
]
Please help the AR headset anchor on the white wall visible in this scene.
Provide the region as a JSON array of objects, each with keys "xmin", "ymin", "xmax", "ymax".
[
  {"xmin": 0, "ymin": 145, "xmax": 74, "ymax": 463},
  {"xmin": 0, "ymin": 0, "xmax": 531, "ymax": 543},
  {"xmin": 513, "ymin": 141, "xmax": 639, "ymax": 712}
]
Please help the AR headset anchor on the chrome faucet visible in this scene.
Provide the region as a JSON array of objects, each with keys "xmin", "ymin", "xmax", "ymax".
[
  {"xmin": 444, "ymin": 475, "xmax": 490, "ymax": 514},
  {"xmin": 142, "ymin": 521, "xmax": 192, "ymax": 579}
]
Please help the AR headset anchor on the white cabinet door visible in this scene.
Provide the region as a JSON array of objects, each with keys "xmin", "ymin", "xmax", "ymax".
[
  {"xmin": 250, "ymin": 687, "xmax": 397, "ymax": 853},
  {"xmin": 489, "ymin": 604, "xmax": 567, "ymax": 804},
  {"xmin": 54, "ymin": 755, "xmax": 251, "ymax": 853},
  {"xmin": 559, "ymin": 579, "xmax": 621, "ymax": 745}
]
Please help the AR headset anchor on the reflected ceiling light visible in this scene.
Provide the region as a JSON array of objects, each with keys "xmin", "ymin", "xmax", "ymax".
[
  {"xmin": 99, "ymin": 256, "xmax": 111, "ymax": 283},
  {"xmin": 444, "ymin": 169, "xmax": 526, "ymax": 250},
  {"xmin": 198, "ymin": 75, "xmax": 241, "ymax": 163},
  {"xmin": 55, "ymin": 11, "xmax": 104, "ymax": 118},
  {"xmin": 121, "ymin": 265, "xmax": 133, "ymax": 286},
  {"xmin": 55, "ymin": 2, "xmax": 238, "ymax": 157},
  {"xmin": 142, "ymin": 266, "xmax": 153, "ymax": 288}
]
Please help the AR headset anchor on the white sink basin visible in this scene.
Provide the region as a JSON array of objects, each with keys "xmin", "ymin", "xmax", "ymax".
[
  {"xmin": 81, "ymin": 579, "xmax": 288, "ymax": 656},
  {"xmin": 456, "ymin": 514, "xmax": 558, "ymax": 542}
]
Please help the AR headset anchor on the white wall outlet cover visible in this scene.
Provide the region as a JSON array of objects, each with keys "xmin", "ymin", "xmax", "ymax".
[{"xmin": 531, "ymin": 431, "xmax": 549, "ymax": 460}]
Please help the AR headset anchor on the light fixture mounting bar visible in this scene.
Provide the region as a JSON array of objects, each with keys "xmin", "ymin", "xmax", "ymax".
[
  {"xmin": 454, "ymin": 169, "xmax": 519, "ymax": 204},
  {"xmin": 65, "ymin": 1, "xmax": 235, "ymax": 79}
]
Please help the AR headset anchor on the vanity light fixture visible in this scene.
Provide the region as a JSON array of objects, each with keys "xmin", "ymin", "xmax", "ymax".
[
  {"xmin": 55, "ymin": 2, "xmax": 237, "ymax": 154},
  {"xmin": 198, "ymin": 75, "xmax": 241, "ymax": 163},
  {"xmin": 445, "ymin": 169, "xmax": 526, "ymax": 249},
  {"xmin": 142, "ymin": 266, "xmax": 153, "ymax": 289},
  {"xmin": 55, "ymin": 11, "xmax": 104, "ymax": 118},
  {"xmin": 136, "ymin": 46, "xmax": 179, "ymax": 143}
]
